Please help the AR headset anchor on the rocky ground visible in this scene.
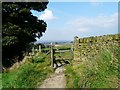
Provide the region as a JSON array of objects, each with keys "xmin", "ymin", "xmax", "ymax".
[{"xmin": 38, "ymin": 63, "xmax": 66, "ymax": 88}]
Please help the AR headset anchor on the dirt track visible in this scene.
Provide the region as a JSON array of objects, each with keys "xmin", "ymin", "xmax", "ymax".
[{"xmin": 39, "ymin": 65, "xmax": 66, "ymax": 88}]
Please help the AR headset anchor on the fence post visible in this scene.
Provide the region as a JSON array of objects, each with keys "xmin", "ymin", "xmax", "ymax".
[
  {"xmin": 71, "ymin": 44, "xmax": 74, "ymax": 63},
  {"xmin": 32, "ymin": 47, "xmax": 35, "ymax": 55},
  {"xmin": 51, "ymin": 43, "xmax": 54, "ymax": 67},
  {"xmin": 39, "ymin": 45, "xmax": 41, "ymax": 52}
]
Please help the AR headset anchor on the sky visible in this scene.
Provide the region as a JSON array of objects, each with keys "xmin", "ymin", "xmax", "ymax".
[{"xmin": 31, "ymin": 1, "xmax": 118, "ymax": 42}]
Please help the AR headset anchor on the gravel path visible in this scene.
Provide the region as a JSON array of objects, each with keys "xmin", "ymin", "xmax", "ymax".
[{"xmin": 39, "ymin": 64, "xmax": 66, "ymax": 88}]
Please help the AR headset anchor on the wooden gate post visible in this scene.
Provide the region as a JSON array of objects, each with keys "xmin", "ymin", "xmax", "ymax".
[{"xmin": 51, "ymin": 43, "xmax": 54, "ymax": 67}]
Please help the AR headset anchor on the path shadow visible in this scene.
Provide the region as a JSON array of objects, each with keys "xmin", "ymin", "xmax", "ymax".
[{"xmin": 54, "ymin": 58, "xmax": 70, "ymax": 70}]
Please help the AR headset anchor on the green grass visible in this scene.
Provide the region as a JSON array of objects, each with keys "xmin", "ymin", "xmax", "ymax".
[
  {"xmin": 55, "ymin": 44, "xmax": 72, "ymax": 50},
  {"xmin": 0, "ymin": 74, "xmax": 2, "ymax": 89},
  {"xmin": 65, "ymin": 65, "xmax": 80, "ymax": 88},
  {"xmin": 65, "ymin": 46, "xmax": 119, "ymax": 88},
  {"xmin": 2, "ymin": 52, "xmax": 53, "ymax": 88},
  {"xmin": 54, "ymin": 51, "xmax": 72, "ymax": 59}
]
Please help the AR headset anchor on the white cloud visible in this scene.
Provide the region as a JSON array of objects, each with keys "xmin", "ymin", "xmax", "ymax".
[
  {"xmin": 67, "ymin": 12, "xmax": 118, "ymax": 34},
  {"xmin": 38, "ymin": 9, "xmax": 56, "ymax": 21},
  {"xmin": 90, "ymin": 0, "xmax": 103, "ymax": 6},
  {"xmin": 77, "ymin": 28, "xmax": 89, "ymax": 33},
  {"xmin": 91, "ymin": 0, "xmax": 99, "ymax": 2}
]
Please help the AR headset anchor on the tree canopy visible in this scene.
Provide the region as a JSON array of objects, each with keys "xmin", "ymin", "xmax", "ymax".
[{"xmin": 2, "ymin": 2, "xmax": 48, "ymax": 67}]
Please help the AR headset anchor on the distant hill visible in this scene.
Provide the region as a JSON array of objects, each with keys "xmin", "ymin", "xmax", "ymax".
[{"xmin": 35, "ymin": 40, "xmax": 73, "ymax": 45}]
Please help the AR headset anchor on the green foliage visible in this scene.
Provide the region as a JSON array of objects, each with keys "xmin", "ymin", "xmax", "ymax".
[
  {"xmin": 65, "ymin": 46, "xmax": 119, "ymax": 88},
  {"xmin": 2, "ymin": 52, "xmax": 53, "ymax": 88},
  {"xmin": 2, "ymin": 36, "xmax": 18, "ymax": 46},
  {"xmin": 31, "ymin": 53, "xmax": 46, "ymax": 63},
  {"xmin": 2, "ymin": 2, "xmax": 48, "ymax": 67},
  {"xmin": 41, "ymin": 48, "xmax": 50, "ymax": 52}
]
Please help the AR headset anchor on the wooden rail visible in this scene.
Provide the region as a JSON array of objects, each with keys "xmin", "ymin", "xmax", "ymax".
[{"xmin": 55, "ymin": 50, "xmax": 71, "ymax": 53}]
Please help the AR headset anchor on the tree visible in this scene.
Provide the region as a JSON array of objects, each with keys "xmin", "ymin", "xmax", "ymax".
[{"xmin": 2, "ymin": 2, "xmax": 48, "ymax": 67}]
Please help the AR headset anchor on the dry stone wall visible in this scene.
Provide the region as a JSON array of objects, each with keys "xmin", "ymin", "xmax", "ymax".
[{"xmin": 73, "ymin": 34, "xmax": 120, "ymax": 62}]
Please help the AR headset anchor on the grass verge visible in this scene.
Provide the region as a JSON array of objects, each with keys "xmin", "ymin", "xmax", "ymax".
[
  {"xmin": 2, "ymin": 52, "xmax": 53, "ymax": 88},
  {"xmin": 65, "ymin": 46, "xmax": 119, "ymax": 88}
]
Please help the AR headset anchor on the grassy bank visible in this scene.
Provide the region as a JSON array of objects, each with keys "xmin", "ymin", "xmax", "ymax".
[
  {"xmin": 0, "ymin": 74, "xmax": 2, "ymax": 90},
  {"xmin": 2, "ymin": 52, "xmax": 53, "ymax": 88},
  {"xmin": 65, "ymin": 45, "xmax": 119, "ymax": 88}
]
